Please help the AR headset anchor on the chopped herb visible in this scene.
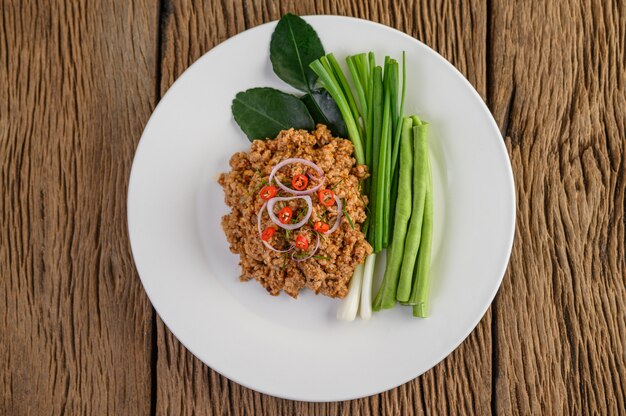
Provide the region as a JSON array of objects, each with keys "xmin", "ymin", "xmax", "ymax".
[
  {"xmin": 312, "ymin": 255, "xmax": 331, "ymax": 261},
  {"xmin": 239, "ymin": 171, "xmax": 268, "ymax": 203},
  {"xmin": 320, "ymin": 207, "xmax": 328, "ymax": 223},
  {"xmin": 250, "ymin": 181, "xmax": 264, "ymax": 194},
  {"xmin": 293, "ymin": 207, "xmax": 307, "ymax": 223},
  {"xmin": 285, "ymin": 229, "xmax": 291, "ymax": 240},
  {"xmin": 362, "ymin": 219, "xmax": 370, "ymax": 235},
  {"xmin": 331, "ymin": 178, "xmax": 344, "ymax": 191},
  {"xmin": 360, "ymin": 193, "xmax": 370, "ymax": 214},
  {"xmin": 281, "ymin": 252, "xmax": 288, "ymax": 270},
  {"xmin": 342, "ymin": 198, "xmax": 355, "ymax": 230},
  {"xmin": 357, "ymin": 180, "xmax": 370, "ymax": 213}
]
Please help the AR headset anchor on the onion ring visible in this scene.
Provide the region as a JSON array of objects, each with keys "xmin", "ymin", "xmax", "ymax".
[
  {"xmin": 267, "ymin": 196, "xmax": 313, "ymax": 230},
  {"xmin": 269, "ymin": 158, "xmax": 326, "ymax": 195},
  {"xmin": 257, "ymin": 202, "xmax": 293, "ymax": 253},
  {"xmin": 324, "ymin": 195, "xmax": 343, "ymax": 235}
]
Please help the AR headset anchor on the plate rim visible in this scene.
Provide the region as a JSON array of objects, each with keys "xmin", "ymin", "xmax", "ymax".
[{"xmin": 128, "ymin": 14, "xmax": 516, "ymax": 402}]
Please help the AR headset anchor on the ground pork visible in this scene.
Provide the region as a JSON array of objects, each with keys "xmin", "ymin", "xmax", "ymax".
[{"xmin": 218, "ymin": 124, "xmax": 372, "ymax": 298}]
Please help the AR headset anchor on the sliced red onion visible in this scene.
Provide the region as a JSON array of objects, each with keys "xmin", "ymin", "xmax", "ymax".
[
  {"xmin": 269, "ymin": 158, "xmax": 326, "ymax": 195},
  {"xmin": 306, "ymin": 169, "xmax": 324, "ymax": 182},
  {"xmin": 292, "ymin": 233, "xmax": 320, "ymax": 262},
  {"xmin": 257, "ymin": 202, "xmax": 293, "ymax": 253},
  {"xmin": 267, "ymin": 196, "xmax": 312, "ymax": 230},
  {"xmin": 324, "ymin": 195, "xmax": 343, "ymax": 235}
]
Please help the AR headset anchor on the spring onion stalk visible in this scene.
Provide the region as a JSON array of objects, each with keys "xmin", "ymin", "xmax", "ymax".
[
  {"xmin": 346, "ymin": 54, "xmax": 371, "ymax": 166},
  {"xmin": 371, "ymin": 66, "xmax": 385, "ymax": 245},
  {"xmin": 366, "ymin": 53, "xmax": 375, "ymax": 169},
  {"xmin": 359, "ymin": 253, "xmax": 377, "ymax": 319},
  {"xmin": 326, "ymin": 55, "xmax": 365, "ymax": 141},
  {"xmin": 376, "ymin": 83, "xmax": 392, "ymax": 252},
  {"xmin": 364, "ymin": 68, "xmax": 374, "ymax": 195},
  {"xmin": 382, "ymin": 59, "xmax": 398, "ymax": 248},
  {"xmin": 337, "ymin": 263, "xmax": 364, "ymax": 321},
  {"xmin": 388, "ymin": 53, "xmax": 405, "ymax": 238},
  {"xmin": 372, "ymin": 117, "xmax": 414, "ymax": 310},
  {"xmin": 396, "ymin": 121, "xmax": 429, "ymax": 302},
  {"xmin": 327, "ymin": 54, "xmax": 361, "ymax": 124},
  {"xmin": 388, "ymin": 167, "xmax": 400, "ymax": 244},
  {"xmin": 390, "ymin": 52, "xmax": 407, "ymax": 182},
  {"xmin": 410, "ymin": 156, "xmax": 433, "ymax": 316},
  {"xmin": 388, "ymin": 64, "xmax": 399, "ymax": 135},
  {"xmin": 346, "ymin": 57, "xmax": 368, "ymax": 120},
  {"xmin": 354, "ymin": 54, "xmax": 371, "ymax": 149},
  {"xmin": 380, "ymin": 58, "xmax": 390, "ymax": 250},
  {"xmin": 382, "ymin": 123, "xmax": 392, "ymax": 249},
  {"xmin": 310, "ymin": 60, "xmax": 365, "ymax": 165},
  {"xmin": 355, "ymin": 53, "xmax": 370, "ymax": 95}
]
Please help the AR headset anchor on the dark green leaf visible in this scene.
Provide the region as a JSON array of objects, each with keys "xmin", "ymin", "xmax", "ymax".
[
  {"xmin": 270, "ymin": 14, "xmax": 325, "ymax": 92},
  {"xmin": 232, "ymin": 87, "xmax": 315, "ymax": 141},
  {"xmin": 301, "ymin": 90, "xmax": 348, "ymax": 138}
]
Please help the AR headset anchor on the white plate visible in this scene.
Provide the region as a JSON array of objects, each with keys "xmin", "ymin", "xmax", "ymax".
[{"xmin": 128, "ymin": 16, "xmax": 515, "ymax": 402}]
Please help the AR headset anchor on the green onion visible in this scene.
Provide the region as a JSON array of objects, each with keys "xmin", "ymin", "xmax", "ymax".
[
  {"xmin": 390, "ymin": 52, "xmax": 407, "ymax": 182},
  {"xmin": 375, "ymin": 76, "xmax": 392, "ymax": 252},
  {"xmin": 368, "ymin": 66, "xmax": 384, "ymax": 247},
  {"xmin": 342, "ymin": 198, "xmax": 355, "ymax": 230},
  {"xmin": 388, "ymin": 53, "xmax": 404, "ymax": 238},
  {"xmin": 336, "ymin": 263, "xmax": 364, "ymax": 321},
  {"xmin": 281, "ymin": 252, "xmax": 288, "ymax": 270},
  {"xmin": 382, "ymin": 59, "xmax": 398, "ymax": 248},
  {"xmin": 365, "ymin": 52, "xmax": 375, "ymax": 171},
  {"xmin": 310, "ymin": 60, "xmax": 365, "ymax": 164},
  {"xmin": 359, "ymin": 253, "xmax": 377, "ymax": 319},
  {"xmin": 346, "ymin": 56, "xmax": 368, "ymax": 121},
  {"xmin": 327, "ymin": 54, "xmax": 362, "ymax": 131},
  {"xmin": 331, "ymin": 178, "xmax": 344, "ymax": 191}
]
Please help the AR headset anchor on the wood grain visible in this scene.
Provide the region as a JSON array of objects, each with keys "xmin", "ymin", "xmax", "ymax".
[
  {"xmin": 2, "ymin": 0, "xmax": 625, "ymax": 415},
  {"xmin": 0, "ymin": 1, "xmax": 159, "ymax": 414},
  {"xmin": 489, "ymin": 0, "xmax": 626, "ymax": 414},
  {"xmin": 155, "ymin": 1, "xmax": 491, "ymax": 415}
]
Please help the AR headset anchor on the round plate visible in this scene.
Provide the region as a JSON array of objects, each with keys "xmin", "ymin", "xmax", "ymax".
[{"xmin": 128, "ymin": 16, "xmax": 515, "ymax": 402}]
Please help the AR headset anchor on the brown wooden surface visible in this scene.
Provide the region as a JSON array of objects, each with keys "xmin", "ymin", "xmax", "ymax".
[
  {"xmin": 1, "ymin": 0, "xmax": 624, "ymax": 415},
  {"xmin": 1, "ymin": 1, "xmax": 159, "ymax": 415}
]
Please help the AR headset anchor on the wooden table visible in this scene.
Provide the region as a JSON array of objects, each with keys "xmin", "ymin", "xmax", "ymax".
[{"xmin": 2, "ymin": 1, "xmax": 624, "ymax": 414}]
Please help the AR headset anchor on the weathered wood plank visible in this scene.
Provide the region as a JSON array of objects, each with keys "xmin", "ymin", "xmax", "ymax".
[
  {"xmin": 489, "ymin": 0, "xmax": 626, "ymax": 414},
  {"xmin": 0, "ymin": 1, "xmax": 159, "ymax": 414},
  {"xmin": 155, "ymin": 1, "xmax": 490, "ymax": 414}
]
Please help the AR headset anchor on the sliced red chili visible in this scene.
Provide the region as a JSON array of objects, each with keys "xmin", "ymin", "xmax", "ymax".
[
  {"xmin": 261, "ymin": 227, "xmax": 275, "ymax": 241},
  {"xmin": 318, "ymin": 189, "xmax": 335, "ymax": 206},
  {"xmin": 259, "ymin": 185, "xmax": 277, "ymax": 201},
  {"xmin": 313, "ymin": 221, "xmax": 330, "ymax": 233},
  {"xmin": 291, "ymin": 174, "xmax": 309, "ymax": 191},
  {"xmin": 295, "ymin": 235, "xmax": 309, "ymax": 250},
  {"xmin": 278, "ymin": 206, "xmax": 293, "ymax": 224}
]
